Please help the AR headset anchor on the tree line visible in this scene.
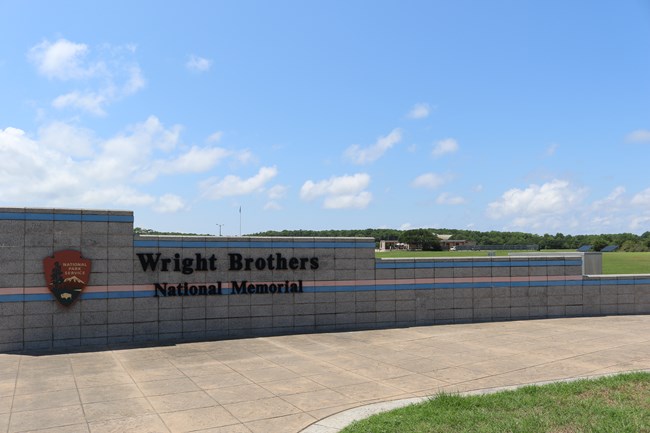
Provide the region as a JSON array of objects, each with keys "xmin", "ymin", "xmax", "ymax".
[
  {"xmin": 134, "ymin": 226, "xmax": 650, "ymax": 252},
  {"xmin": 248, "ymin": 228, "xmax": 650, "ymax": 252},
  {"xmin": 133, "ymin": 227, "xmax": 212, "ymax": 236}
]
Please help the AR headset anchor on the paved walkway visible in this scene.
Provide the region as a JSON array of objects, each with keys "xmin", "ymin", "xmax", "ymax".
[{"xmin": 1, "ymin": 315, "xmax": 648, "ymax": 433}]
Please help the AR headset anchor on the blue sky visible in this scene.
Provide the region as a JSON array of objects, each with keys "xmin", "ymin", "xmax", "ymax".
[{"xmin": 1, "ymin": 1, "xmax": 650, "ymax": 236}]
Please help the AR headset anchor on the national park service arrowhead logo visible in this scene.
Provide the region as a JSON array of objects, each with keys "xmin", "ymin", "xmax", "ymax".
[{"xmin": 43, "ymin": 250, "xmax": 91, "ymax": 306}]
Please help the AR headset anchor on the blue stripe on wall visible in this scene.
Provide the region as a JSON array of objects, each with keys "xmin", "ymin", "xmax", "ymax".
[
  {"xmin": 4, "ymin": 277, "xmax": 649, "ymax": 302},
  {"xmin": 0, "ymin": 212, "xmax": 133, "ymax": 223},
  {"xmin": 375, "ymin": 259, "xmax": 582, "ymax": 269},
  {"xmin": 0, "ymin": 294, "xmax": 24, "ymax": 302},
  {"xmin": 133, "ymin": 240, "xmax": 375, "ymax": 249}
]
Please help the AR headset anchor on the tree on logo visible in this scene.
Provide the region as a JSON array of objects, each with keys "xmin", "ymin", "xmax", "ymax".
[{"xmin": 51, "ymin": 262, "xmax": 64, "ymax": 288}]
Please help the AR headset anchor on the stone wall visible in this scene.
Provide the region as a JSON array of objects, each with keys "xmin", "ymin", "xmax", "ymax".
[{"xmin": 1, "ymin": 207, "xmax": 649, "ymax": 352}]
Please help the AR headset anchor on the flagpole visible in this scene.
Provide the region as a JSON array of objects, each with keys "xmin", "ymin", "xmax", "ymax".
[{"xmin": 239, "ymin": 206, "xmax": 242, "ymax": 236}]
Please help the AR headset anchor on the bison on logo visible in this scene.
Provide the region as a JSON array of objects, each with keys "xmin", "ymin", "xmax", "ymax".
[{"xmin": 43, "ymin": 250, "xmax": 91, "ymax": 306}]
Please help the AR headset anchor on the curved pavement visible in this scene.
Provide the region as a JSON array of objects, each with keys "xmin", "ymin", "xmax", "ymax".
[{"xmin": 1, "ymin": 315, "xmax": 648, "ymax": 433}]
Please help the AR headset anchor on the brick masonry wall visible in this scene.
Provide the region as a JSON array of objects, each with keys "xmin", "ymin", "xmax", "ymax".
[{"xmin": 1, "ymin": 207, "xmax": 649, "ymax": 351}]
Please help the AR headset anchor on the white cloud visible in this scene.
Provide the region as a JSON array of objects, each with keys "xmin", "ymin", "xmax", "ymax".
[
  {"xmin": 486, "ymin": 182, "xmax": 650, "ymax": 233},
  {"xmin": 411, "ymin": 172, "xmax": 449, "ymax": 189},
  {"xmin": 78, "ymin": 186, "xmax": 155, "ymax": 207},
  {"xmin": 0, "ymin": 116, "xmax": 234, "ymax": 213},
  {"xmin": 138, "ymin": 146, "xmax": 231, "ymax": 182},
  {"xmin": 207, "ymin": 131, "xmax": 223, "ymax": 143},
  {"xmin": 171, "ymin": 146, "xmax": 230, "ymax": 172},
  {"xmin": 27, "ymin": 38, "xmax": 145, "ymax": 116},
  {"xmin": 625, "ymin": 129, "xmax": 650, "ymax": 143},
  {"xmin": 608, "ymin": 187, "xmax": 626, "ymax": 200},
  {"xmin": 201, "ymin": 166, "xmax": 278, "ymax": 199},
  {"xmin": 545, "ymin": 143, "xmax": 559, "ymax": 157},
  {"xmin": 186, "ymin": 55, "xmax": 212, "ymax": 72},
  {"xmin": 28, "ymin": 38, "xmax": 92, "ymax": 80},
  {"xmin": 592, "ymin": 186, "xmax": 626, "ymax": 210},
  {"xmin": 324, "ymin": 191, "xmax": 372, "ymax": 209},
  {"xmin": 300, "ymin": 173, "xmax": 372, "ymax": 209},
  {"xmin": 0, "ymin": 126, "xmax": 82, "ymax": 200},
  {"xmin": 52, "ymin": 91, "xmax": 107, "ymax": 116},
  {"xmin": 268, "ymin": 185, "xmax": 288, "ymax": 200},
  {"xmin": 264, "ymin": 201, "xmax": 283, "ymax": 211},
  {"xmin": 631, "ymin": 187, "xmax": 650, "ymax": 206},
  {"xmin": 580, "ymin": 187, "xmax": 631, "ymax": 231},
  {"xmin": 300, "ymin": 173, "xmax": 370, "ymax": 200},
  {"xmin": 436, "ymin": 192, "xmax": 465, "ymax": 205},
  {"xmin": 432, "ymin": 138, "xmax": 458, "ymax": 158},
  {"xmin": 123, "ymin": 66, "xmax": 145, "ymax": 95},
  {"xmin": 38, "ymin": 121, "xmax": 96, "ymax": 157},
  {"xmin": 487, "ymin": 180, "xmax": 587, "ymax": 230},
  {"xmin": 84, "ymin": 116, "xmax": 182, "ymax": 182},
  {"xmin": 262, "ymin": 185, "xmax": 288, "ymax": 211},
  {"xmin": 630, "ymin": 215, "xmax": 650, "ymax": 230},
  {"xmin": 233, "ymin": 149, "xmax": 256, "ymax": 165},
  {"xmin": 407, "ymin": 103, "xmax": 430, "ymax": 119},
  {"xmin": 154, "ymin": 194, "xmax": 186, "ymax": 213},
  {"xmin": 344, "ymin": 128, "xmax": 401, "ymax": 165}
]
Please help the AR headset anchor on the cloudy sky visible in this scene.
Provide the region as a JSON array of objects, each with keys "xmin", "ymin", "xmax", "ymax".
[{"xmin": 1, "ymin": 1, "xmax": 650, "ymax": 236}]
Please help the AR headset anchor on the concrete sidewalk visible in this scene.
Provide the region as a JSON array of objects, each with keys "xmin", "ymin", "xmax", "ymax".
[{"xmin": 1, "ymin": 315, "xmax": 648, "ymax": 433}]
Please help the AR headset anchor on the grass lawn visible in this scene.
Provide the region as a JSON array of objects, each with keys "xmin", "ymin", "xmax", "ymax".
[
  {"xmin": 376, "ymin": 250, "xmax": 650, "ymax": 274},
  {"xmin": 376, "ymin": 250, "xmax": 515, "ymax": 258},
  {"xmin": 602, "ymin": 252, "xmax": 650, "ymax": 274},
  {"xmin": 340, "ymin": 372, "xmax": 650, "ymax": 433}
]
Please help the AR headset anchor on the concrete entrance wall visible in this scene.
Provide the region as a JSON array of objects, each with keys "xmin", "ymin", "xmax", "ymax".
[{"xmin": 1, "ymin": 207, "xmax": 649, "ymax": 351}]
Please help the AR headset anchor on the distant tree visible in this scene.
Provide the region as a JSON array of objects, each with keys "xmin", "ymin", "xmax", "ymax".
[
  {"xmin": 610, "ymin": 232, "xmax": 637, "ymax": 246},
  {"xmin": 620, "ymin": 240, "xmax": 634, "ymax": 252},
  {"xmin": 591, "ymin": 236, "xmax": 609, "ymax": 252},
  {"xmin": 620, "ymin": 240, "xmax": 650, "ymax": 252},
  {"xmin": 134, "ymin": 227, "xmax": 156, "ymax": 234},
  {"xmin": 564, "ymin": 234, "xmax": 577, "ymax": 249},
  {"xmin": 133, "ymin": 227, "xmax": 211, "ymax": 236},
  {"xmin": 399, "ymin": 229, "xmax": 441, "ymax": 251},
  {"xmin": 641, "ymin": 231, "xmax": 650, "ymax": 248},
  {"xmin": 248, "ymin": 228, "xmax": 401, "ymax": 242}
]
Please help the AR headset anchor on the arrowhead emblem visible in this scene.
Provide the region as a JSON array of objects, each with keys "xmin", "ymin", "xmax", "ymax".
[{"xmin": 43, "ymin": 250, "xmax": 92, "ymax": 306}]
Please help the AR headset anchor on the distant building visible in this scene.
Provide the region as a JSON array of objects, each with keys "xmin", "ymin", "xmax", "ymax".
[
  {"xmin": 379, "ymin": 235, "xmax": 471, "ymax": 251},
  {"xmin": 435, "ymin": 234, "xmax": 471, "ymax": 251},
  {"xmin": 378, "ymin": 240, "xmax": 410, "ymax": 251}
]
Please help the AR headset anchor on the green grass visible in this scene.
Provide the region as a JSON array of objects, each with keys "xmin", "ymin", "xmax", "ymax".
[
  {"xmin": 340, "ymin": 372, "xmax": 650, "ymax": 433},
  {"xmin": 376, "ymin": 250, "xmax": 516, "ymax": 258},
  {"xmin": 602, "ymin": 252, "xmax": 650, "ymax": 274},
  {"xmin": 376, "ymin": 250, "xmax": 650, "ymax": 274}
]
